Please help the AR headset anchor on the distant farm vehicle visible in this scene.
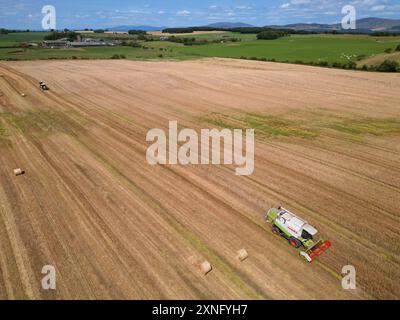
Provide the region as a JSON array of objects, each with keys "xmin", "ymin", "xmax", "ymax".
[
  {"xmin": 266, "ymin": 207, "xmax": 331, "ymax": 262},
  {"xmin": 39, "ymin": 81, "xmax": 49, "ymax": 91}
]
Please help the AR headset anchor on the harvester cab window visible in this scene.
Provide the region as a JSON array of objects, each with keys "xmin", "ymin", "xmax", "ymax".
[{"xmin": 301, "ymin": 229, "xmax": 313, "ymax": 240}]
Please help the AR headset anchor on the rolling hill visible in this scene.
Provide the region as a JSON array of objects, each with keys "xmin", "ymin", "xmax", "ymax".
[
  {"xmin": 205, "ymin": 22, "xmax": 255, "ymax": 28},
  {"xmin": 108, "ymin": 25, "xmax": 166, "ymax": 31},
  {"xmin": 268, "ymin": 17, "xmax": 400, "ymax": 32},
  {"xmin": 93, "ymin": 18, "xmax": 400, "ymax": 33}
]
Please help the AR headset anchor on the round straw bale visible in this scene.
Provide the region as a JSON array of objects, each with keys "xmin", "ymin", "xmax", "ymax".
[
  {"xmin": 237, "ymin": 249, "xmax": 248, "ymax": 261},
  {"xmin": 14, "ymin": 168, "xmax": 24, "ymax": 176},
  {"xmin": 200, "ymin": 261, "xmax": 212, "ymax": 275}
]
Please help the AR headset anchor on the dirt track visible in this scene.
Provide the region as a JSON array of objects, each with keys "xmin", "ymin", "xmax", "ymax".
[{"xmin": 0, "ymin": 58, "xmax": 399, "ymax": 299}]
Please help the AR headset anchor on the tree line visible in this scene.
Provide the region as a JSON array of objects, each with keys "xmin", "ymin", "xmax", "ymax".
[
  {"xmin": 161, "ymin": 26, "xmax": 400, "ymax": 37},
  {"xmin": 1, "ymin": 28, "xmax": 34, "ymax": 34},
  {"xmin": 43, "ymin": 31, "xmax": 79, "ymax": 41},
  {"xmin": 167, "ymin": 36, "xmax": 241, "ymax": 46}
]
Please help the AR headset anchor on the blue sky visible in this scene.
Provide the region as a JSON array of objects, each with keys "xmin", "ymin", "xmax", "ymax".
[{"xmin": 1, "ymin": 0, "xmax": 400, "ymax": 29}]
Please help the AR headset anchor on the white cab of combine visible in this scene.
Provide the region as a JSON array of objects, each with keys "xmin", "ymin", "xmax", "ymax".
[{"xmin": 275, "ymin": 207, "xmax": 318, "ymax": 239}]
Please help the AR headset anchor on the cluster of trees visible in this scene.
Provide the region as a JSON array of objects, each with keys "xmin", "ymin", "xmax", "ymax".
[
  {"xmin": 110, "ymin": 54, "xmax": 126, "ymax": 59},
  {"xmin": 128, "ymin": 30, "xmax": 147, "ymax": 35},
  {"xmin": 119, "ymin": 40, "xmax": 150, "ymax": 48},
  {"xmin": 1, "ymin": 28, "xmax": 34, "ymax": 34},
  {"xmin": 239, "ymin": 55, "xmax": 399, "ymax": 72},
  {"xmin": 257, "ymin": 30, "xmax": 288, "ymax": 40},
  {"xmin": 375, "ymin": 60, "xmax": 399, "ymax": 72},
  {"xmin": 43, "ymin": 31, "xmax": 79, "ymax": 41},
  {"xmin": 230, "ymin": 27, "xmax": 289, "ymax": 35},
  {"xmin": 371, "ymin": 31, "xmax": 400, "ymax": 37},
  {"xmin": 162, "ymin": 27, "xmax": 220, "ymax": 33}
]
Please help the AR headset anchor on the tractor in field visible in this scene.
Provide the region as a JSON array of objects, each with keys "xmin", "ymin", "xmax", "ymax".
[
  {"xmin": 39, "ymin": 81, "xmax": 49, "ymax": 91},
  {"xmin": 266, "ymin": 206, "xmax": 331, "ymax": 262}
]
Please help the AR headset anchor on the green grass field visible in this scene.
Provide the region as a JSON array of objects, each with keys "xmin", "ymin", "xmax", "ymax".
[
  {"xmin": 173, "ymin": 34, "xmax": 400, "ymax": 64},
  {"xmin": 0, "ymin": 32, "xmax": 51, "ymax": 47},
  {"xmin": 0, "ymin": 44, "xmax": 192, "ymax": 61},
  {"xmin": 200, "ymin": 111, "xmax": 400, "ymax": 139},
  {"xmin": 1, "ymin": 32, "xmax": 399, "ymax": 69}
]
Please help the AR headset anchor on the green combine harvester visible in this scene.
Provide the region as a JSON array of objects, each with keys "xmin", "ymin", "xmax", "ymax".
[
  {"xmin": 39, "ymin": 81, "xmax": 49, "ymax": 91},
  {"xmin": 266, "ymin": 207, "xmax": 331, "ymax": 262}
]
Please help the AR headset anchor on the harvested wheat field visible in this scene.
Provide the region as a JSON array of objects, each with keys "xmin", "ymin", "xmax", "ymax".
[{"xmin": 0, "ymin": 58, "xmax": 399, "ymax": 300}]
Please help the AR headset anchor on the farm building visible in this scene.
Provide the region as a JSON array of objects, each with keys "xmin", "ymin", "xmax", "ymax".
[
  {"xmin": 42, "ymin": 38, "xmax": 121, "ymax": 48},
  {"xmin": 42, "ymin": 40, "xmax": 70, "ymax": 48}
]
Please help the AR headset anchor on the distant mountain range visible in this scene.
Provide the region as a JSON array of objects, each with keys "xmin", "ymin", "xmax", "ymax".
[
  {"xmin": 205, "ymin": 22, "xmax": 254, "ymax": 29},
  {"xmin": 106, "ymin": 22, "xmax": 253, "ymax": 31},
  {"xmin": 267, "ymin": 18, "xmax": 400, "ymax": 32},
  {"xmin": 106, "ymin": 17, "xmax": 400, "ymax": 33},
  {"xmin": 351, "ymin": 17, "xmax": 400, "ymax": 30},
  {"xmin": 107, "ymin": 25, "xmax": 166, "ymax": 31}
]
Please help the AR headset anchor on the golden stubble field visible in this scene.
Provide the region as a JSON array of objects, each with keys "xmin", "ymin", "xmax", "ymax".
[{"xmin": 0, "ymin": 58, "xmax": 399, "ymax": 299}]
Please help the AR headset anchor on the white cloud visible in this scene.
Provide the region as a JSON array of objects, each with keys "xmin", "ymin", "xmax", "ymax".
[
  {"xmin": 176, "ymin": 10, "xmax": 190, "ymax": 16},
  {"xmin": 371, "ymin": 4, "xmax": 386, "ymax": 11},
  {"xmin": 281, "ymin": 3, "xmax": 291, "ymax": 9},
  {"xmin": 236, "ymin": 6, "xmax": 252, "ymax": 10},
  {"xmin": 291, "ymin": 0, "xmax": 311, "ymax": 4}
]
